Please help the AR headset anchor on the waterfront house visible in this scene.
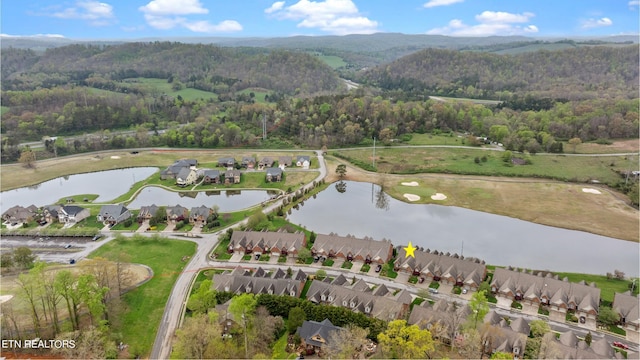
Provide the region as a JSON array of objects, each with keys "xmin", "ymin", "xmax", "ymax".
[
  {"xmin": 97, "ymin": 204, "xmax": 131, "ymax": 225},
  {"xmin": 228, "ymin": 230, "xmax": 306, "ymax": 257},
  {"xmin": 58, "ymin": 205, "xmax": 90, "ymax": 224},
  {"xmin": 203, "ymin": 170, "xmax": 221, "ymax": 184},
  {"xmin": 613, "ymin": 291, "xmax": 640, "ymax": 343},
  {"xmin": 394, "ymin": 249, "xmax": 486, "ymax": 290},
  {"xmin": 311, "ymin": 234, "xmax": 393, "ymax": 264},
  {"xmin": 265, "ymin": 167, "xmax": 283, "ymax": 182}
]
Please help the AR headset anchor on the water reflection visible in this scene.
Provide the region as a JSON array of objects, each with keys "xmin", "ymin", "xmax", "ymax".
[
  {"xmin": 375, "ymin": 185, "xmax": 390, "ymax": 211},
  {"xmin": 288, "ymin": 181, "xmax": 639, "ymax": 276},
  {"xmin": 335, "ymin": 180, "xmax": 347, "ymax": 193},
  {"xmin": 127, "ymin": 186, "xmax": 271, "ymax": 212},
  {"xmin": 1, "ymin": 167, "xmax": 159, "ymax": 209}
]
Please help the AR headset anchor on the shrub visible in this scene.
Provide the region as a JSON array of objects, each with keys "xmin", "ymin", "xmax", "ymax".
[
  {"xmin": 174, "ymin": 221, "xmax": 185, "ymax": 230},
  {"xmin": 511, "ymin": 301, "xmax": 523, "ymax": 310},
  {"xmin": 453, "ymin": 286, "xmax": 462, "ymax": 295},
  {"xmin": 123, "ymin": 218, "xmax": 133, "ymax": 227}
]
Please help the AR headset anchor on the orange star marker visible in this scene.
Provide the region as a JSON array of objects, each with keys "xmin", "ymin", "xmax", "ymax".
[{"xmin": 404, "ymin": 241, "xmax": 417, "ymax": 258}]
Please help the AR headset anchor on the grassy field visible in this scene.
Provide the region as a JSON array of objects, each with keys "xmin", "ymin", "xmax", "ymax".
[
  {"xmin": 89, "ymin": 235, "xmax": 197, "ymax": 357},
  {"xmin": 428, "ymin": 95, "xmax": 503, "ymax": 105},
  {"xmin": 404, "ymin": 133, "xmax": 469, "ymax": 146},
  {"xmin": 324, "ymin": 156, "xmax": 639, "ymax": 242},
  {"xmin": 1, "ymin": 106, "xmax": 9, "ymax": 115},
  {"xmin": 127, "ymin": 78, "xmax": 218, "ymax": 101},
  {"xmin": 317, "ymin": 55, "xmax": 347, "ymax": 69},
  {"xmin": 550, "ymin": 271, "xmax": 639, "ymax": 305},
  {"xmin": 237, "ymin": 88, "xmax": 273, "ymax": 103},
  {"xmin": 335, "ymin": 147, "xmax": 636, "ymax": 185}
]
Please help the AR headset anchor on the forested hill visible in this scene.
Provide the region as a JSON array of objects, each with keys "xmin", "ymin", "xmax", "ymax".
[
  {"xmin": 358, "ymin": 45, "xmax": 640, "ymax": 100},
  {"xmin": 1, "ymin": 42, "xmax": 342, "ymax": 95}
]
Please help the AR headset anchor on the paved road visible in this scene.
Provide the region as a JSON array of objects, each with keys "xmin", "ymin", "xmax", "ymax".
[{"xmin": 150, "ymin": 149, "xmax": 327, "ymax": 359}]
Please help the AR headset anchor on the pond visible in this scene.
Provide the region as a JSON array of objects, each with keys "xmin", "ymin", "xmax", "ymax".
[
  {"xmin": 127, "ymin": 187, "xmax": 274, "ymax": 212},
  {"xmin": 1, "ymin": 167, "xmax": 159, "ymax": 209},
  {"xmin": 288, "ymin": 181, "xmax": 639, "ymax": 276}
]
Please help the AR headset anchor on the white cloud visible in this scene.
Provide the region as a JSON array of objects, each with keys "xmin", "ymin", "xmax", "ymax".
[
  {"xmin": 265, "ymin": 0, "xmax": 379, "ymax": 35},
  {"xmin": 427, "ymin": 10, "xmax": 538, "ymax": 36},
  {"xmin": 49, "ymin": 0, "xmax": 114, "ymax": 26},
  {"xmin": 629, "ymin": 0, "xmax": 640, "ymax": 8},
  {"xmin": 423, "ymin": 0, "xmax": 464, "ymax": 8},
  {"xmin": 265, "ymin": 1, "xmax": 285, "ymax": 14},
  {"xmin": 183, "ymin": 20, "xmax": 243, "ymax": 33},
  {"xmin": 1, "ymin": 33, "xmax": 66, "ymax": 38},
  {"xmin": 139, "ymin": 0, "xmax": 208, "ymax": 15},
  {"xmin": 139, "ymin": 0, "xmax": 242, "ymax": 33},
  {"xmin": 581, "ymin": 17, "xmax": 613, "ymax": 29},
  {"xmin": 475, "ymin": 11, "xmax": 534, "ymax": 24}
]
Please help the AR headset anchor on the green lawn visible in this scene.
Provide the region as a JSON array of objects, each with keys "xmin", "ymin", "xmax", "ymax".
[
  {"xmin": 272, "ymin": 332, "xmax": 296, "ymax": 359},
  {"xmin": 56, "ymin": 194, "xmax": 100, "ymax": 204},
  {"xmin": 551, "ymin": 272, "xmax": 639, "ymax": 305},
  {"xmin": 237, "ymin": 88, "xmax": 273, "ymax": 103},
  {"xmin": 336, "ymin": 147, "xmax": 636, "ymax": 185},
  {"xmin": 317, "ymin": 55, "xmax": 347, "ymax": 69},
  {"xmin": 89, "ymin": 235, "xmax": 197, "ymax": 358},
  {"xmin": 405, "ymin": 133, "xmax": 468, "ymax": 146}
]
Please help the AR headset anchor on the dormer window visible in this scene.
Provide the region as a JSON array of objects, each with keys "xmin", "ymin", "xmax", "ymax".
[
  {"xmin": 328, "ymin": 296, "xmax": 334, "ymax": 301},
  {"xmin": 350, "ymin": 301, "xmax": 356, "ymax": 308},
  {"xmin": 246, "ymin": 287, "xmax": 252, "ymax": 293},
  {"xmin": 321, "ymin": 294, "xmax": 326, "ymax": 301},
  {"xmin": 224, "ymin": 286, "xmax": 230, "ymax": 292},
  {"xmin": 268, "ymin": 289, "xmax": 273, "ymax": 294},
  {"xmin": 514, "ymin": 347, "xmax": 520, "ymax": 355},
  {"xmin": 365, "ymin": 306, "xmax": 371, "ymax": 313},
  {"xmin": 290, "ymin": 290, "xmax": 296, "ymax": 296},
  {"xmin": 342, "ymin": 300, "xmax": 348, "ymax": 306}
]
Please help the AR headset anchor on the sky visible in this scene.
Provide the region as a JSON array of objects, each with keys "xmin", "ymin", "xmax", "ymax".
[{"xmin": 1, "ymin": 0, "xmax": 639, "ymax": 39}]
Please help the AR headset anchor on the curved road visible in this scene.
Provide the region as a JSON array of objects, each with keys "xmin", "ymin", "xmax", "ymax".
[{"xmin": 149, "ymin": 150, "xmax": 326, "ymax": 359}]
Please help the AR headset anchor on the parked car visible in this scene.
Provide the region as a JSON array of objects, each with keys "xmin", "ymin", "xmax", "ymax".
[
  {"xmin": 428, "ymin": 288, "xmax": 439, "ymax": 294},
  {"xmin": 462, "ymin": 289, "xmax": 468, "ymax": 294},
  {"xmin": 418, "ymin": 277, "xmax": 425, "ymax": 284},
  {"xmin": 375, "ymin": 264, "xmax": 382, "ymax": 272},
  {"xmin": 64, "ymin": 244, "xmax": 72, "ymax": 249},
  {"xmin": 254, "ymin": 253, "xmax": 261, "ymax": 260},
  {"xmin": 69, "ymin": 259, "xmax": 76, "ymax": 264},
  {"xmin": 92, "ymin": 234, "xmax": 103, "ymax": 241},
  {"xmin": 613, "ymin": 342, "xmax": 629, "ymax": 350}
]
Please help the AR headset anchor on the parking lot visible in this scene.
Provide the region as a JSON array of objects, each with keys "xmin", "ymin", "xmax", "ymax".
[{"xmin": 0, "ymin": 235, "xmax": 111, "ymax": 264}]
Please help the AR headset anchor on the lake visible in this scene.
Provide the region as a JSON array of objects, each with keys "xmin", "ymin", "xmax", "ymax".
[
  {"xmin": 288, "ymin": 181, "xmax": 640, "ymax": 276},
  {"xmin": 1, "ymin": 167, "xmax": 159, "ymax": 209}
]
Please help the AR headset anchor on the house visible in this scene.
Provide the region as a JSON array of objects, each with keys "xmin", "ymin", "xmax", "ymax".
[
  {"xmin": 138, "ymin": 204, "xmax": 159, "ymax": 220},
  {"xmin": 228, "ymin": 230, "xmax": 306, "ymax": 257},
  {"xmin": 189, "ymin": 205, "xmax": 212, "ymax": 224},
  {"xmin": 613, "ymin": 292, "xmax": 640, "ymax": 343},
  {"xmin": 394, "ymin": 249, "xmax": 487, "ymax": 291},
  {"xmin": 2, "ymin": 205, "xmax": 37, "ymax": 225},
  {"xmin": 166, "ymin": 204, "xmax": 189, "ymax": 222},
  {"xmin": 202, "ymin": 170, "xmax": 221, "ymax": 184},
  {"xmin": 296, "ymin": 319, "xmax": 343, "ymax": 356},
  {"xmin": 215, "ymin": 301, "xmax": 240, "ymax": 338},
  {"xmin": 218, "ymin": 157, "xmax": 236, "ymax": 168},
  {"xmin": 241, "ymin": 156, "xmax": 256, "ymax": 169},
  {"xmin": 160, "ymin": 159, "xmax": 193, "ymax": 180},
  {"xmin": 279, "ymin": 156, "xmax": 292, "ymax": 168},
  {"xmin": 176, "ymin": 167, "xmax": 198, "ymax": 187},
  {"xmin": 265, "ymin": 167, "xmax": 283, "ymax": 182},
  {"xmin": 490, "ymin": 268, "xmax": 601, "ymax": 330},
  {"xmin": 58, "ymin": 205, "xmax": 90, "ymax": 224},
  {"xmin": 540, "ymin": 330, "xmax": 623, "ymax": 359},
  {"xmin": 258, "ymin": 157, "xmax": 274, "ymax": 169},
  {"xmin": 224, "ymin": 169, "xmax": 241, "ymax": 184},
  {"xmin": 43, "ymin": 205, "xmax": 62, "ymax": 223},
  {"xmin": 306, "ymin": 276, "xmax": 412, "ymax": 321},
  {"xmin": 213, "ymin": 266, "xmax": 307, "ymax": 297},
  {"xmin": 296, "ymin": 155, "xmax": 311, "ymax": 169},
  {"xmin": 97, "ymin": 205, "xmax": 131, "ymax": 225},
  {"xmin": 408, "ymin": 299, "xmax": 471, "ymax": 345},
  {"xmin": 481, "ymin": 311, "xmax": 529, "ymax": 358},
  {"xmin": 311, "ymin": 234, "xmax": 393, "ymax": 264}
]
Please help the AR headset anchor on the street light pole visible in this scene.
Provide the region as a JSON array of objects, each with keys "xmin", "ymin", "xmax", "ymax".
[{"xmin": 242, "ymin": 310, "xmax": 248, "ymax": 359}]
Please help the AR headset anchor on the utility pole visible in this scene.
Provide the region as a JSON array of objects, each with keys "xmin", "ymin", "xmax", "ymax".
[
  {"xmin": 372, "ymin": 137, "xmax": 376, "ymax": 169},
  {"xmin": 262, "ymin": 114, "xmax": 267, "ymax": 141},
  {"xmin": 242, "ymin": 310, "xmax": 248, "ymax": 359}
]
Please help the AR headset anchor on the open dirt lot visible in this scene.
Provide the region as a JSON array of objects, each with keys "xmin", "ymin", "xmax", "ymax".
[{"xmin": 325, "ymin": 157, "xmax": 639, "ymax": 242}]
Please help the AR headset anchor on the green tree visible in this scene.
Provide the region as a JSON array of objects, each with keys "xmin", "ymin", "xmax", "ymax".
[
  {"xmin": 468, "ymin": 290, "xmax": 490, "ymax": 329},
  {"xmin": 529, "ymin": 319, "xmax": 551, "ymax": 337},
  {"xmin": 1, "ymin": 252, "xmax": 14, "ymax": 268},
  {"xmin": 229, "ymin": 293, "xmax": 257, "ymax": 359},
  {"xmin": 287, "ymin": 306, "xmax": 306, "ymax": 334},
  {"xmin": 172, "ymin": 312, "xmax": 220, "ymax": 359},
  {"xmin": 378, "ymin": 319, "xmax": 435, "ymax": 359},
  {"xmin": 489, "ymin": 125, "xmax": 510, "ymax": 143},
  {"xmin": 598, "ymin": 306, "xmax": 620, "ymax": 326},
  {"xmin": 187, "ymin": 279, "xmax": 217, "ymax": 314},
  {"xmin": 491, "ymin": 351, "xmax": 513, "ymax": 359},
  {"xmin": 501, "ymin": 150, "xmax": 513, "ymax": 163},
  {"xmin": 568, "ymin": 137, "xmax": 582, "ymax": 153},
  {"xmin": 316, "ymin": 269, "xmax": 327, "ymax": 279},
  {"xmin": 336, "ymin": 164, "xmax": 347, "ymax": 178},
  {"xmin": 19, "ymin": 148, "xmax": 36, "ymax": 168},
  {"xmin": 13, "ymin": 246, "xmax": 36, "ymax": 269},
  {"xmin": 584, "ymin": 331, "xmax": 592, "ymax": 345},
  {"xmin": 296, "ymin": 247, "xmax": 311, "ymax": 263}
]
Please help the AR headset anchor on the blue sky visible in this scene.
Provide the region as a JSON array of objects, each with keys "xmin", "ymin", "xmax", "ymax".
[{"xmin": 1, "ymin": 0, "xmax": 639, "ymax": 39}]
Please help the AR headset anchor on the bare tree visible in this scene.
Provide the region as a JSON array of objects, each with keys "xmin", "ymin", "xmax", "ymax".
[{"xmin": 326, "ymin": 324, "xmax": 369, "ymax": 359}]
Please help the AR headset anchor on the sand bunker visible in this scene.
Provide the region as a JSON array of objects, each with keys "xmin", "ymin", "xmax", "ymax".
[
  {"xmin": 401, "ymin": 181, "xmax": 419, "ymax": 187},
  {"xmin": 110, "ymin": 156, "xmax": 121, "ymax": 159},
  {"xmin": 582, "ymin": 188, "xmax": 602, "ymax": 194},
  {"xmin": 403, "ymin": 194, "xmax": 420, "ymax": 202},
  {"xmin": 431, "ymin": 193, "xmax": 447, "ymax": 200},
  {"xmin": 0, "ymin": 295, "xmax": 13, "ymax": 304}
]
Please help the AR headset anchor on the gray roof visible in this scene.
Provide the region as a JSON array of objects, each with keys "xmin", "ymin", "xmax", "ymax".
[
  {"xmin": 306, "ymin": 278, "xmax": 411, "ymax": 321},
  {"xmin": 312, "ymin": 234, "xmax": 393, "ymax": 263},
  {"xmin": 176, "ymin": 167, "xmax": 192, "ymax": 180},
  {"xmin": 61, "ymin": 205, "xmax": 86, "ymax": 216},
  {"xmin": 296, "ymin": 319, "xmax": 343, "ymax": 348},
  {"xmin": 296, "ymin": 155, "xmax": 310, "ymax": 162},
  {"xmin": 279, "ymin": 156, "xmax": 292, "ymax": 166},
  {"xmin": 139, "ymin": 204, "xmax": 159, "ymax": 217},
  {"xmin": 166, "ymin": 204, "xmax": 188, "ymax": 217},
  {"xmin": 230, "ymin": 230, "xmax": 306, "ymax": 253},
  {"xmin": 190, "ymin": 205, "xmax": 211, "ymax": 218},
  {"xmin": 395, "ymin": 249, "xmax": 486, "ymax": 288},
  {"xmin": 266, "ymin": 167, "xmax": 283, "ymax": 176},
  {"xmin": 212, "ymin": 266, "xmax": 306, "ymax": 297},
  {"xmin": 491, "ymin": 268, "xmax": 601, "ymax": 315},
  {"xmin": 203, "ymin": 169, "xmax": 220, "ymax": 178},
  {"xmin": 613, "ymin": 292, "xmax": 640, "ymax": 327},
  {"xmin": 546, "ymin": 331, "xmax": 620, "ymax": 359},
  {"xmin": 98, "ymin": 204, "xmax": 128, "ymax": 217}
]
